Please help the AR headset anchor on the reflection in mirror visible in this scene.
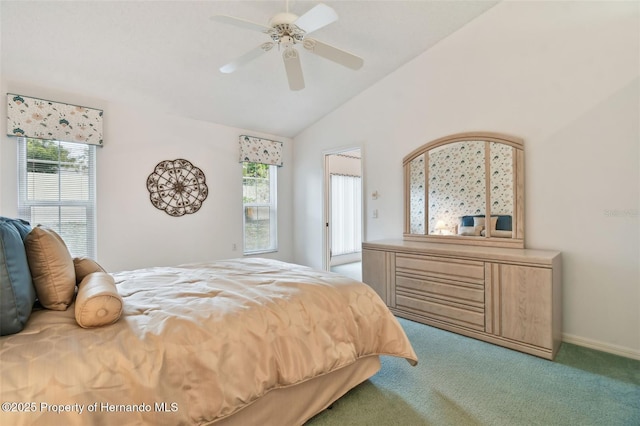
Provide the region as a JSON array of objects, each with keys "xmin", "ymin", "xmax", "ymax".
[
  {"xmin": 403, "ymin": 132, "xmax": 524, "ymax": 249},
  {"xmin": 409, "ymin": 154, "xmax": 425, "ymax": 234},
  {"xmin": 489, "ymin": 142, "xmax": 514, "ymax": 238},
  {"xmin": 428, "ymin": 141, "xmax": 485, "ymax": 235}
]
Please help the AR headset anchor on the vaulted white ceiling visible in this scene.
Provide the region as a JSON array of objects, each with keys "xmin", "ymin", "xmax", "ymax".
[{"xmin": 1, "ymin": 1, "xmax": 497, "ymax": 137}]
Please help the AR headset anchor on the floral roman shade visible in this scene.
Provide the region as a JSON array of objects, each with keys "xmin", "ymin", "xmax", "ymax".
[
  {"xmin": 7, "ymin": 94, "xmax": 103, "ymax": 146},
  {"xmin": 239, "ymin": 135, "xmax": 283, "ymax": 166}
]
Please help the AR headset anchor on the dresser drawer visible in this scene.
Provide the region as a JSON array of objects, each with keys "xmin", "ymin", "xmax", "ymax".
[
  {"xmin": 396, "ymin": 294, "xmax": 485, "ymax": 331},
  {"xmin": 396, "ymin": 275, "xmax": 484, "ymax": 308},
  {"xmin": 396, "ymin": 254, "xmax": 484, "ymax": 285}
]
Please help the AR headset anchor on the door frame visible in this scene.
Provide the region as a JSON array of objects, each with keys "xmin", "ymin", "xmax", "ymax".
[{"xmin": 322, "ymin": 146, "xmax": 363, "ymax": 271}]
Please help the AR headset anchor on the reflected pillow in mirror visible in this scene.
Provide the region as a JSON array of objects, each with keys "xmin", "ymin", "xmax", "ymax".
[
  {"xmin": 495, "ymin": 215, "xmax": 512, "ymax": 231},
  {"xmin": 458, "ymin": 226, "xmax": 483, "ymax": 236},
  {"xmin": 473, "ymin": 216, "xmax": 498, "ymax": 230}
]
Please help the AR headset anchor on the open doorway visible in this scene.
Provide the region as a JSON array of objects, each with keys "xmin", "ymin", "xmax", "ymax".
[{"xmin": 323, "ymin": 148, "xmax": 362, "ymax": 281}]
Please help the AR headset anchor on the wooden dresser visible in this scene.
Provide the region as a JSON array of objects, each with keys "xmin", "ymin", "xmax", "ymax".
[{"xmin": 362, "ymin": 239, "xmax": 562, "ymax": 359}]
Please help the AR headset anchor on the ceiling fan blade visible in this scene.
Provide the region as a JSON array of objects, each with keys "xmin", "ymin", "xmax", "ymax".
[
  {"xmin": 220, "ymin": 43, "xmax": 274, "ymax": 74},
  {"xmin": 211, "ymin": 15, "xmax": 271, "ymax": 33},
  {"xmin": 293, "ymin": 3, "xmax": 338, "ymax": 35},
  {"xmin": 282, "ymin": 48, "xmax": 305, "ymax": 91},
  {"xmin": 302, "ymin": 38, "xmax": 363, "ymax": 70}
]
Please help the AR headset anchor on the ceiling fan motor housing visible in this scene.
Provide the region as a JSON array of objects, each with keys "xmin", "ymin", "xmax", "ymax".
[
  {"xmin": 268, "ymin": 12, "xmax": 306, "ymax": 46},
  {"xmin": 269, "ymin": 12, "xmax": 298, "ymax": 26}
]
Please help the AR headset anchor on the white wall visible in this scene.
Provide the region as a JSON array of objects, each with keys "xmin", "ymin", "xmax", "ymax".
[
  {"xmin": 0, "ymin": 81, "xmax": 294, "ymax": 272},
  {"xmin": 293, "ymin": 1, "xmax": 640, "ymax": 357}
]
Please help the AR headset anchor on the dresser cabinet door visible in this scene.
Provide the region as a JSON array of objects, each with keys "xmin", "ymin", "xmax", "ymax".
[
  {"xmin": 489, "ymin": 264, "xmax": 553, "ymax": 349},
  {"xmin": 362, "ymin": 249, "xmax": 390, "ymax": 304}
]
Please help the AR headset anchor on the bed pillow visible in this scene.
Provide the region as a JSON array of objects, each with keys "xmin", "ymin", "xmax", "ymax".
[
  {"xmin": 473, "ymin": 216, "xmax": 498, "ymax": 231},
  {"xmin": 0, "ymin": 217, "xmax": 32, "ymax": 239},
  {"xmin": 75, "ymin": 272, "xmax": 123, "ymax": 328},
  {"xmin": 460, "ymin": 215, "xmax": 476, "ymax": 227},
  {"xmin": 462, "ymin": 215, "xmax": 512, "ymax": 231},
  {"xmin": 458, "ymin": 225, "xmax": 483, "ymax": 236},
  {"xmin": 74, "ymin": 257, "xmax": 107, "ymax": 284},
  {"xmin": 495, "ymin": 215, "xmax": 513, "ymax": 231},
  {"xmin": 0, "ymin": 221, "xmax": 37, "ymax": 335},
  {"xmin": 24, "ymin": 226, "xmax": 76, "ymax": 311}
]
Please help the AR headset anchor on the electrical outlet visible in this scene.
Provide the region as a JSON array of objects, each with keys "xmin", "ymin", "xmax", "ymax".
[
  {"xmin": 373, "ymin": 209, "xmax": 378, "ymax": 218},
  {"xmin": 232, "ymin": 243, "xmax": 237, "ymax": 251}
]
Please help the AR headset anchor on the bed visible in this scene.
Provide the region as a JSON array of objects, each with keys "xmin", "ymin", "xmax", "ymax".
[{"xmin": 0, "ymin": 222, "xmax": 418, "ymax": 426}]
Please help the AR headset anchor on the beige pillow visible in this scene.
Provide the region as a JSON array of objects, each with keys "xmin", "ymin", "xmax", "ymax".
[
  {"xmin": 473, "ymin": 216, "xmax": 498, "ymax": 231},
  {"xmin": 24, "ymin": 226, "xmax": 76, "ymax": 310},
  {"xmin": 74, "ymin": 257, "xmax": 106, "ymax": 284},
  {"xmin": 458, "ymin": 225, "xmax": 483, "ymax": 236},
  {"xmin": 75, "ymin": 272, "xmax": 123, "ymax": 328}
]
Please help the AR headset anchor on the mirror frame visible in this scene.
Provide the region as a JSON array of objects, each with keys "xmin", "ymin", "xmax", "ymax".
[{"xmin": 403, "ymin": 132, "xmax": 524, "ymax": 249}]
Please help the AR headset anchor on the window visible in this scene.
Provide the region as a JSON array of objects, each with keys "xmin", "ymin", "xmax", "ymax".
[
  {"xmin": 18, "ymin": 137, "xmax": 97, "ymax": 258},
  {"xmin": 242, "ymin": 162, "xmax": 277, "ymax": 254}
]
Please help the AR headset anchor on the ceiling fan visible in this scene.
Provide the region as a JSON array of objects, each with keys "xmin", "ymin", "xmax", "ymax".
[{"xmin": 212, "ymin": 1, "xmax": 364, "ymax": 91}]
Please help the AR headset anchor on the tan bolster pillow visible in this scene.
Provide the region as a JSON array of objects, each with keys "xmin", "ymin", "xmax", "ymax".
[{"xmin": 75, "ymin": 272, "xmax": 123, "ymax": 328}]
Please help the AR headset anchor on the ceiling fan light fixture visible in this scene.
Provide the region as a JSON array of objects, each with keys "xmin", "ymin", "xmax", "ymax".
[
  {"xmin": 283, "ymin": 46, "xmax": 298, "ymax": 60},
  {"xmin": 267, "ymin": 24, "xmax": 305, "ymax": 45},
  {"xmin": 261, "ymin": 42, "xmax": 275, "ymax": 52},
  {"xmin": 280, "ymin": 35, "xmax": 294, "ymax": 48}
]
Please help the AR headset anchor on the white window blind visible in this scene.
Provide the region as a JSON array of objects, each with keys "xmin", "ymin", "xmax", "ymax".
[
  {"xmin": 17, "ymin": 137, "xmax": 97, "ymax": 258},
  {"xmin": 330, "ymin": 174, "xmax": 362, "ymax": 256},
  {"xmin": 242, "ymin": 162, "xmax": 277, "ymax": 254}
]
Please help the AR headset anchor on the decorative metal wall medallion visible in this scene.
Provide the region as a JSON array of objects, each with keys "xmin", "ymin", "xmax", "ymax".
[{"xmin": 146, "ymin": 159, "xmax": 208, "ymax": 217}]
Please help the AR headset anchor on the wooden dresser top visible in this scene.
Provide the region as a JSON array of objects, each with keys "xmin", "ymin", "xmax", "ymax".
[{"xmin": 363, "ymin": 239, "xmax": 561, "ymax": 267}]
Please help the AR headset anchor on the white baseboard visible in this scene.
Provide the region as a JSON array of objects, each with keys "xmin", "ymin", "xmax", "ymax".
[{"xmin": 562, "ymin": 333, "xmax": 640, "ymax": 361}]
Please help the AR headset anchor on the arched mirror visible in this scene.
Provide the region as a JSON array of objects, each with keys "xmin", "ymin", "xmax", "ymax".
[{"xmin": 403, "ymin": 132, "xmax": 524, "ymax": 248}]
